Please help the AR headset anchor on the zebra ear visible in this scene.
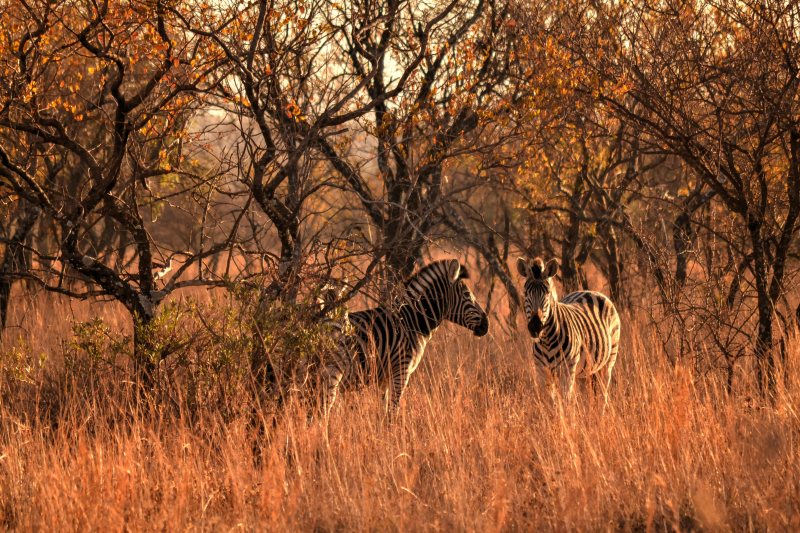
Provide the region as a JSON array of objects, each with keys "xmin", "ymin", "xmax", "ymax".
[
  {"xmin": 544, "ymin": 258, "xmax": 559, "ymax": 279},
  {"xmin": 316, "ymin": 283, "xmax": 345, "ymax": 313},
  {"xmin": 516, "ymin": 257, "xmax": 529, "ymax": 278},
  {"xmin": 530, "ymin": 257, "xmax": 545, "ymax": 279},
  {"xmin": 445, "ymin": 259, "xmax": 463, "ymax": 282}
]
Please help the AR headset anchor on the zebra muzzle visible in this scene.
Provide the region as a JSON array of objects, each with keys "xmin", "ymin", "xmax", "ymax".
[
  {"xmin": 473, "ymin": 315, "xmax": 489, "ymax": 337},
  {"xmin": 527, "ymin": 317, "xmax": 543, "ymax": 338}
]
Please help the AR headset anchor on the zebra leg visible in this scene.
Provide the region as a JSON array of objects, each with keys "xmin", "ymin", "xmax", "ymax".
[
  {"xmin": 388, "ymin": 361, "xmax": 412, "ymax": 414},
  {"xmin": 534, "ymin": 365, "xmax": 553, "ymax": 400},
  {"xmin": 598, "ymin": 334, "xmax": 619, "ymax": 410},
  {"xmin": 596, "ymin": 363, "xmax": 613, "ymax": 410},
  {"xmin": 323, "ymin": 365, "xmax": 344, "ymax": 417},
  {"xmin": 578, "ymin": 373, "xmax": 593, "ymax": 398},
  {"xmin": 581, "ymin": 372, "xmax": 603, "ymax": 411},
  {"xmin": 560, "ymin": 365, "xmax": 578, "ymax": 404}
]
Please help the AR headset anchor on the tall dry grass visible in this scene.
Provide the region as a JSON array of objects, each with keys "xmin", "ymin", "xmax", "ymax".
[{"xmin": 0, "ymin": 288, "xmax": 799, "ymax": 531}]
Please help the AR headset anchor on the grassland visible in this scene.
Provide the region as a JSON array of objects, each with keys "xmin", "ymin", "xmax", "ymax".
[{"xmin": 0, "ymin": 289, "xmax": 798, "ymax": 531}]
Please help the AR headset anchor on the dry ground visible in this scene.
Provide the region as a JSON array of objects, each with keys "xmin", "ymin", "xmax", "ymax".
[{"xmin": 0, "ymin": 289, "xmax": 798, "ymax": 531}]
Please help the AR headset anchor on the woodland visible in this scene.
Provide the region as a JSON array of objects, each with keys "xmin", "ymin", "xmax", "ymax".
[{"xmin": 0, "ymin": 0, "xmax": 799, "ymax": 529}]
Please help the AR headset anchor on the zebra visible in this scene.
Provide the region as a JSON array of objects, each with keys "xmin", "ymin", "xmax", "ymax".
[
  {"xmin": 517, "ymin": 257, "xmax": 620, "ymax": 403},
  {"xmin": 322, "ymin": 259, "xmax": 489, "ymax": 415}
]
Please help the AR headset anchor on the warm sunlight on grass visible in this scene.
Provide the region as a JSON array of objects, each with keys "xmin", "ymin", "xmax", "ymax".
[{"xmin": 1, "ymin": 293, "xmax": 799, "ymax": 530}]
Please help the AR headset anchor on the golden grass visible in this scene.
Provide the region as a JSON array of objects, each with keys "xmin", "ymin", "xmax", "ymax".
[{"xmin": 1, "ymin": 290, "xmax": 799, "ymax": 531}]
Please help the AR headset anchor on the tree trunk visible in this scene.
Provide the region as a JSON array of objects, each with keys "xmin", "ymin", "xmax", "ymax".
[
  {"xmin": 133, "ymin": 310, "xmax": 159, "ymax": 389},
  {"xmin": 383, "ymin": 220, "xmax": 425, "ymax": 282},
  {"xmin": 250, "ymin": 299, "xmax": 281, "ymax": 401},
  {"xmin": 0, "ymin": 204, "xmax": 40, "ymax": 335},
  {"xmin": 560, "ymin": 226, "xmax": 583, "ymax": 294},
  {"xmin": 748, "ymin": 218, "xmax": 776, "ymax": 399},
  {"xmin": 274, "ymin": 236, "xmax": 303, "ymax": 304},
  {"xmin": 601, "ymin": 224, "xmax": 624, "ymax": 305},
  {"xmin": 673, "ymin": 211, "xmax": 694, "ymax": 289},
  {"xmin": 754, "ymin": 290, "xmax": 776, "ymax": 398},
  {"xmin": 385, "ymin": 244, "xmax": 421, "ymax": 281}
]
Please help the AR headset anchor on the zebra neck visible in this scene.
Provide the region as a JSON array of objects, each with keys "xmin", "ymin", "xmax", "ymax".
[
  {"xmin": 398, "ymin": 301, "xmax": 442, "ymax": 338},
  {"xmin": 541, "ymin": 300, "xmax": 562, "ymax": 343}
]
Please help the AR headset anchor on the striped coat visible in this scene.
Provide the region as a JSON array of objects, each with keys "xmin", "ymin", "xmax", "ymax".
[
  {"xmin": 517, "ymin": 257, "xmax": 621, "ymax": 402},
  {"xmin": 323, "ymin": 259, "xmax": 489, "ymax": 414}
]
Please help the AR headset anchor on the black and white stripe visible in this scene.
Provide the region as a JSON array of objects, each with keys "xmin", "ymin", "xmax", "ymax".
[
  {"xmin": 517, "ymin": 257, "xmax": 621, "ymax": 402},
  {"xmin": 323, "ymin": 259, "xmax": 489, "ymax": 414}
]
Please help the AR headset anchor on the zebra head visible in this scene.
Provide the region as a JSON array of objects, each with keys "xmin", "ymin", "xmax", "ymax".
[
  {"xmin": 315, "ymin": 282, "xmax": 349, "ymax": 332},
  {"xmin": 405, "ymin": 259, "xmax": 489, "ymax": 337},
  {"xmin": 517, "ymin": 257, "xmax": 559, "ymax": 339}
]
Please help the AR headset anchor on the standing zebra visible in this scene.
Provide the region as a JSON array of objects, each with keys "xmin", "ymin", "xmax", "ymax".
[
  {"xmin": 323, "ymin": 259, "xmax": 489, "ymax": 415},
  {"xmin": 517, "ymin": 257, "xmax": 620, "ymax": 403}
]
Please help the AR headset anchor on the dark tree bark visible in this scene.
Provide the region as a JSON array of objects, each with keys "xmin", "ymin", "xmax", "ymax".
[
  {"xmin": 673, "ymin": 187, "xmax": 715, "ymax": 289},
  {"xmin": 0, "ymin": 203, "xmax": 39, "ymax": 334},
  {"xmin": 599, "ymin": 223, "xmax": 623, "ymax": 304}
]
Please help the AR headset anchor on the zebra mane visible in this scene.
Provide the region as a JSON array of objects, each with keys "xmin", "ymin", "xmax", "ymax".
[
  {"xmin": 522, "ymin": 256, "xmax": 557, "ymax": 280},
  {"xmin": 402, "ymin": 260, "xmax": 466, "ymax": 301},
  {"xmin": 530, "ymin": 257, "xmax": 546, "ymax": 279}
]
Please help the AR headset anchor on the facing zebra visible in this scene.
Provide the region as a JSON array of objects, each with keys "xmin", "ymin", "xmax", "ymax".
[
  {"xmin": 517, "ymin": 257, "xmax": 621, "ymax": 403},
  {"xmin": 323, "ymin": 259, "xmax": 489, "ymax": 415}
]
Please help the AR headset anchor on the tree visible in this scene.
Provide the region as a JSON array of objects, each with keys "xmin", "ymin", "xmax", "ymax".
[
  {"xmin": 317, "ymin": 0, "xmax": 520, "ymax": 285},
  {"xmin": 0, "ymin": 199, "xmax": 39, "ymax": 333},
  {"xmin": 569, "ymin": 0, "xmax": 800, "ymax": 395},
  {"xmin": 0, "ymin": 0, "xmax": 235, "ymax": 381}
]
